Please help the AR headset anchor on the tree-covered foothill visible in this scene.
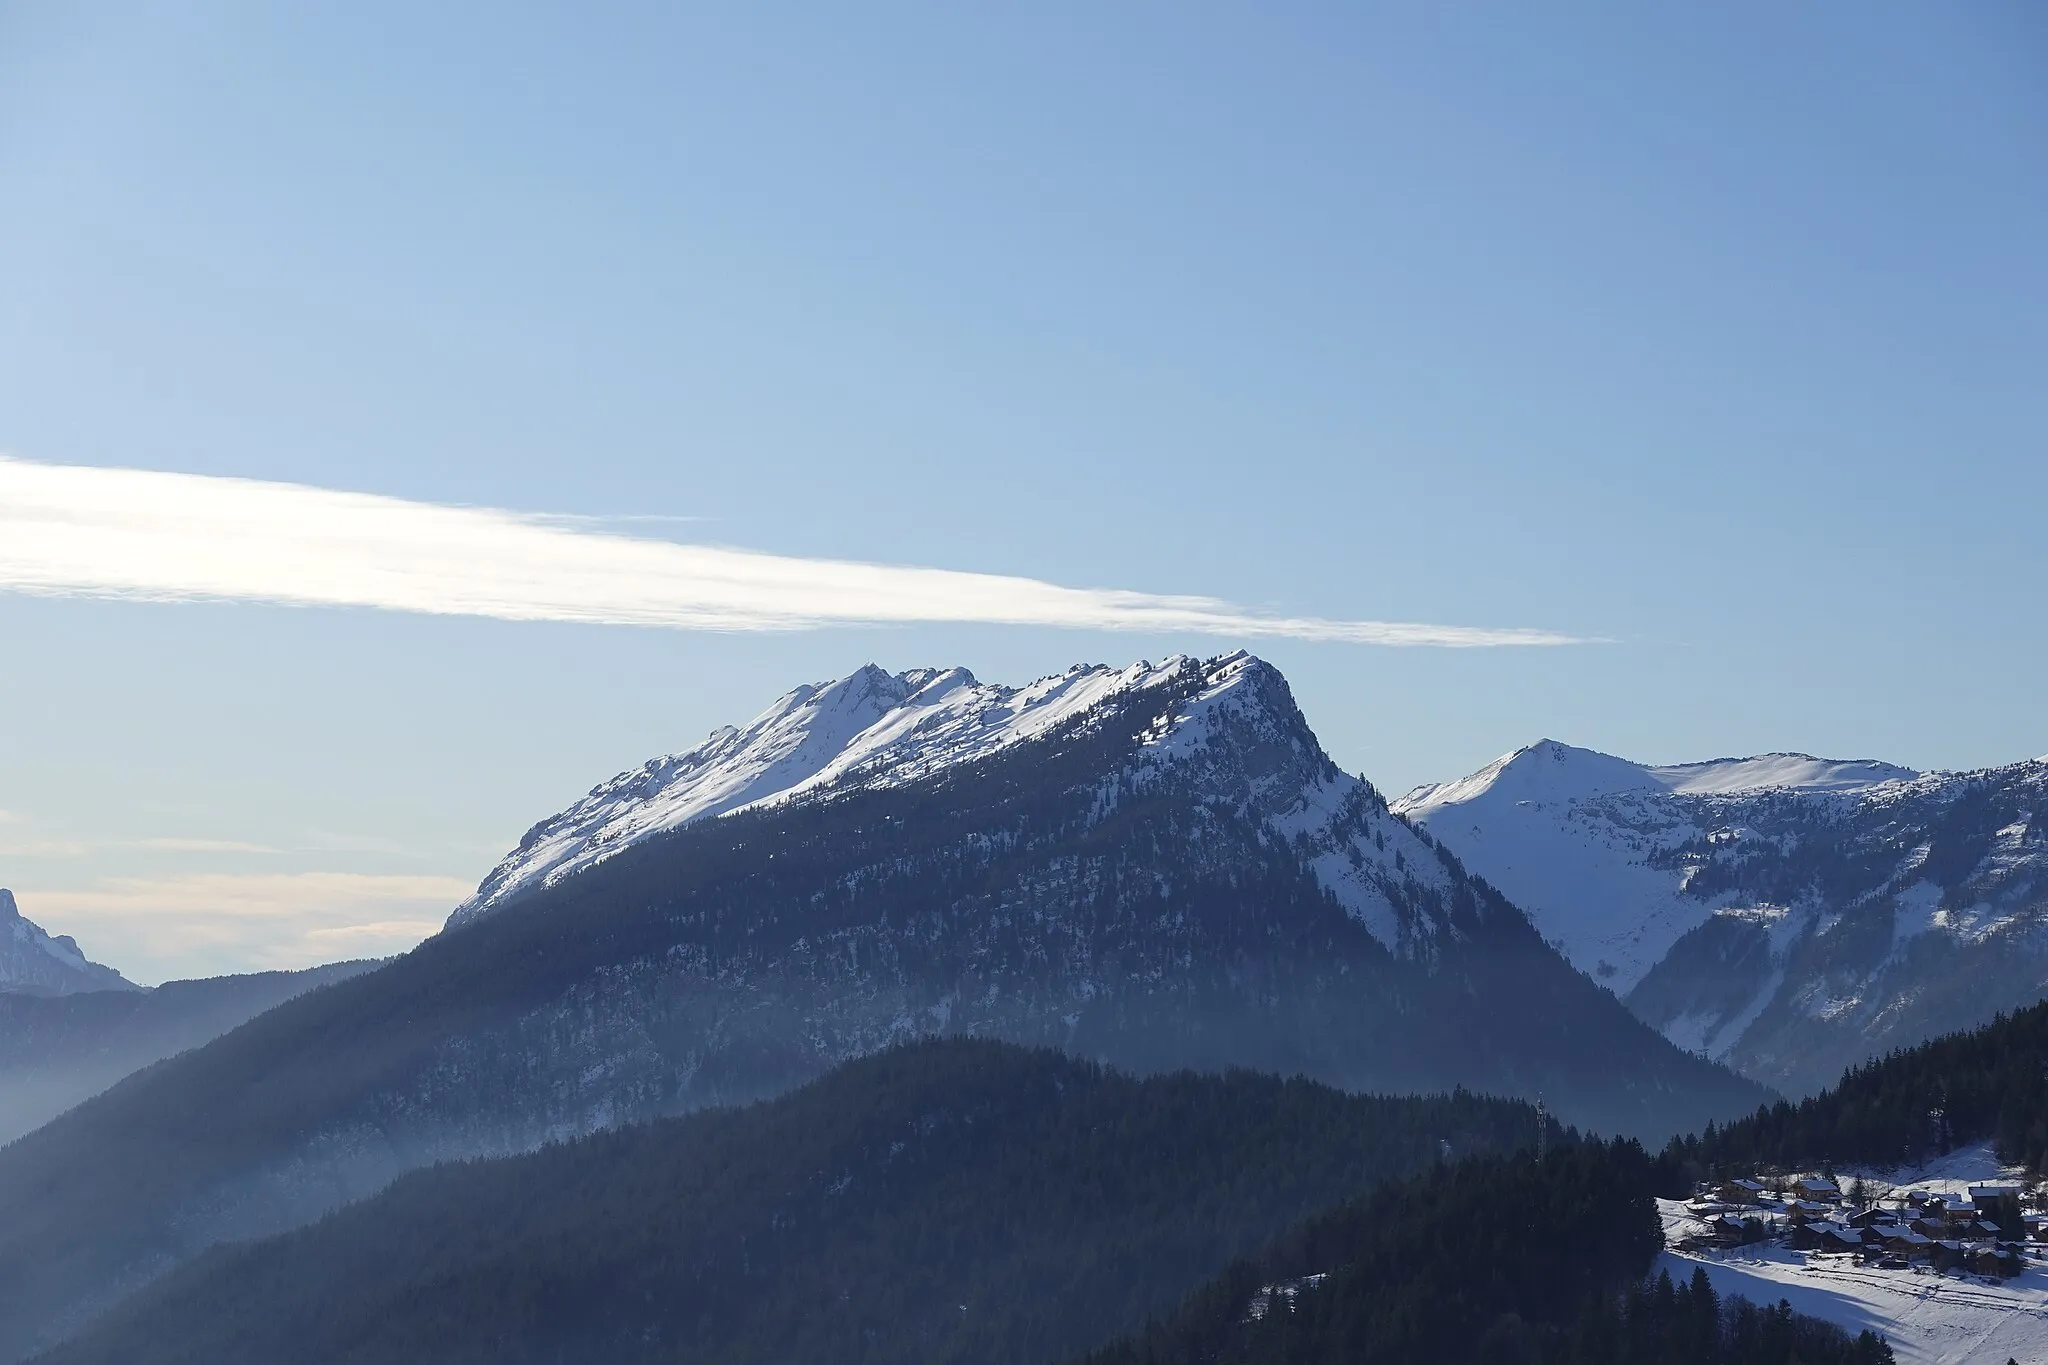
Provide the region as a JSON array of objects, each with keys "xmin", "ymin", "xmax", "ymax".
[
  {"xmin": 1081, "ymin": 1142, "xmax": 1892, "ymax": 1365},
  {"xmin": 30, "ymin": 1039, "xmax": 1558, "ymax": 1365},
  {"xmin": 1671, "ymin": 1000, "xmax": 2048, "ymax": 1177}
]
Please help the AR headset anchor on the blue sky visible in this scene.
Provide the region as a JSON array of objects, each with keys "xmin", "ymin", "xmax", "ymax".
[{"xmin": 2, "ymin": 2, "xmax": 2044, "ymax": 982}]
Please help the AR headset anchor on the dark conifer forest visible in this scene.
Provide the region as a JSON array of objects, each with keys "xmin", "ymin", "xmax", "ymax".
[
  {"xmin": 1081, "ymin": 1142, "xmax": 1893, "ymax": 1365},
  {"xmin": 30, "ymin": 1040, "xmax": 1558, "ymax": 1365},
  {"xmin": 1671, "ymin": 999, "xmax": 2048, "ymax": 1175}
]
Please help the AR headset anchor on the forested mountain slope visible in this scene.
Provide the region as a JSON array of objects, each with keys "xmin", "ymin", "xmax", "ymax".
[
  {"xmin": 1081, "ymin": 1140, "xmax": 1894, "ymax": 1365},
  {"xmin": 1678, "ymin": 998, "xmax": 2048, "ymax": 1176},
  {"xmin": 1399, "ymin": 740, "xmax": 2048, "ymax": 1095},
  {"xmin": 0, "ymin": 654, "xmax": 1765, "ymax": 1362},
  {"xmin": 30, "ymin": 1041, "xmax": 1553, "ymax": 1365}
]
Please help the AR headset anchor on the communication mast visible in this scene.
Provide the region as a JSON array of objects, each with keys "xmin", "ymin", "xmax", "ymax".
[{"xmin": 1536, "ymin": 1096, "xmax": 1548, "ymax": 1163}]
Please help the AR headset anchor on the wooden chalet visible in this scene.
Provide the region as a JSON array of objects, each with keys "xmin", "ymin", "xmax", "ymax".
[{"xmin": 1968, "ymin": 1182, "xmax": 2023, "ymax": 1212}]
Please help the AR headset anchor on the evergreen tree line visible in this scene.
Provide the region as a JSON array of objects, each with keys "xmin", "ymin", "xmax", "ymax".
[
  {"xmin": 1670, "ymin": 999, "xmax": 2048, "ymax": 1177},
  {"xmin": 1564, "ymin": 1266, "xmax": 1892, "ymax": 1365},
  {"xmin": 1082, "ymin": 1141, "xmax": 1891, "ymax": 1365}
]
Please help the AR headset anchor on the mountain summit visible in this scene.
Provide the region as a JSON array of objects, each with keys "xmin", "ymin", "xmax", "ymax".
[
  {"xmin": 453, "ymin": 653, "xmax": 1501, "ymax": 959},
  {"xmin": 456, "ymin": 657, "xmax": 1241, "ymax": 923},
  {"xmin": 0, "ymin": 888, "xmax": 133, "ymax": 997}
]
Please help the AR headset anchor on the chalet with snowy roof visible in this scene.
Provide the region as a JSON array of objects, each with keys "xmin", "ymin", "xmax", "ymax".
[
  {"xmin": 1969, "ymin": 1182, "xmax": 2023, "ymax": 1211},
  {"xmin": 1704, "ymin": 1212, "xmax": 1765, "ymax": 1245},
  {"xmin": 1788, "ymin": 1221, "xmax": 1859, "ymax": 1252},
  {"xmin": 1818, "ymin": 1225, "xmax": 1861, "ymax": 1252},
  {"xmin": 1791, "ymin": 1175, "xmax": 1840, "ymax": 1200},
  {"xmin": 1713, "ymin": 1178, "xmax": 1764, "ymax": 1205}
]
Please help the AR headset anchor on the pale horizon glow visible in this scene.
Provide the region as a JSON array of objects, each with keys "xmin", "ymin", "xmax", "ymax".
[
  {"xmin": 0, "ymin": 457, "xmax": 1589, "ymax": 648},
  {"xmin": 15, "ymin": 873, "xmax": 471, "ymax": 985}
]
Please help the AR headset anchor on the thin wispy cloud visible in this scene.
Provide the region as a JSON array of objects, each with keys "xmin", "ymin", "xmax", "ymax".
[
  {"xmin": 0, "ymin": 457, "xmax": 1589, "ymax": 647},
  {"xmin": 134, "ymin": 836, "xmax": 278, "ymax": 853},
  {"xmin": 0, "ymin": 837, "xmax": 91, "ymax": 858},
  {"xmin": 0, "ymin": 828, "xmax": 278, "ymax": 857}
]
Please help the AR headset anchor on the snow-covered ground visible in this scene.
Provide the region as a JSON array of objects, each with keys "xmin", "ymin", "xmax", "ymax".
[
  {"xmin": 1656, "ymin": 1245, "xmax": 2048, "ymax": 1365},
  {"xmin": 1657, "ymin": 1146, "xmax": 2048, "ymax": 1364},
  {"xmin": 1839, "ymin": 1143, "xmax": 2025, "ymax": 1207}
]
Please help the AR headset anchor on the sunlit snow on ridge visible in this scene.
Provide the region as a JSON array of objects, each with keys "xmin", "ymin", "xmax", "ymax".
[
  {"xmin": 1391, "ymin": 741, "xmax": 1921, "ymax": 995},
  {"xmin": 454, "ymin": 657, "xmax": 1207, "ymax": 922},
  {"xmin": 449, "ymin": 652, "xmax": 1462, "ymax": 962}
]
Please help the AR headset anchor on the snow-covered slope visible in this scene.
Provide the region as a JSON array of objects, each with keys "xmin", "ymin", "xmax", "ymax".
[
  {"xmin": 1393, "ymin": 741, "xmax": 1917, "ymax": 992},
  {"xmin": 1397, "ymin": 742, "xmax": 2048, "ymax": 1095},
  {"xmin": 0, "ymin": 889, "xmax": 133, "ymax": 997},
  {"xmin": 1651, "ymin": 753, "xmax": 1918, "ymax": 796}
]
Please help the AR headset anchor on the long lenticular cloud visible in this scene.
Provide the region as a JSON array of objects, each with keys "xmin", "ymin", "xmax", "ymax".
[{"xmin": 0, "ymin": 456, "xmax": 1588, "ymax": 647}]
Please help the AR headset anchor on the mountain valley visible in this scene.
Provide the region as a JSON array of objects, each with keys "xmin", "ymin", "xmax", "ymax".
[{"xmin": 0, "ymin": 653, "xmax": 1767, "ymax": 1361}]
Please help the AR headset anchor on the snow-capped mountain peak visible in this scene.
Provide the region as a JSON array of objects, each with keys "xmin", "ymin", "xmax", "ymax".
[
  {"xmin": 454, "ymin": 654, "xmax": 1278, "ymax": 924},
  {"xmin": 0, "ymin": 888, "xmax": 134, "ymax": 996},
  {"xmin": 1396, "ymin": 740, "xmax": 1663, "ymax": 819},
  {"xmin": 450, "ymin": 651, "xmax": 1485, "ymax": 961}
]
